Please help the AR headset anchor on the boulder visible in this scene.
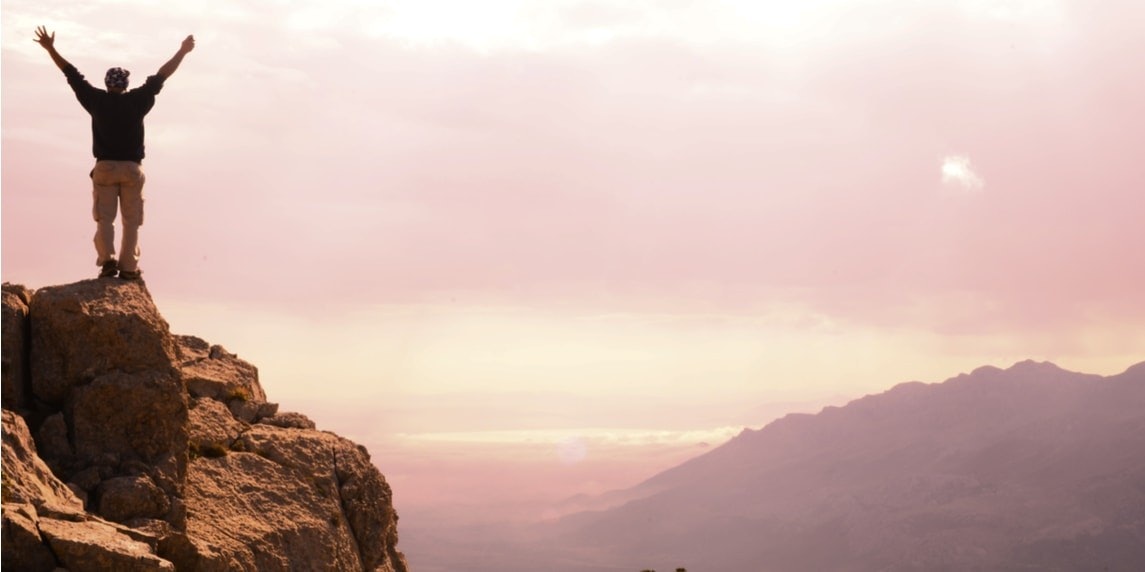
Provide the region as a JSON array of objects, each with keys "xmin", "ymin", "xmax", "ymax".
[
  {"xmin": 66, "ymin": 369, "xmax": 188, "ymax": 525},
  {"xmin": 2, "ymin": 409, "xmax": 177, "ymax": 571},
  {"xmin": 2, "ymin": 280, "xmax": 407, "ymax": 571},
  {"xmin": 332, "ymin": 436, "xmax": 406, "ymax": 572},
  {"xmin": 188, "ymin": 397, "xmax": 247, "ymax": 456},
  {"xmin": 1, "ymin": 410, "xmax": 83, "ymax": 513},
  {"xmin": 1, "ymin": 504, "xmax": 57, "ymax": 572},
  {"xmin": 35, "ymin": 412, "xmax": 73, "ymax": 466},
  {"xmin": 178, "ymin": 335, "xmax": 267, "ymax": 406},
  {"xmin": 2, "ymin": 283, "xmax": 33, "ymax": 410},
  {"xmin": 182, "ymin": 424, "xmax": 405, "ymax": 571},
  {"xmin": 29, "ymin": 280, "xmax": 179, "ymax": 405},
  {"xmin": 38, "ymin": 517, "xmax": 175, "ymax": 572},
  {"xmin": 259, "ymin": 411, "xmax": 316, "ymax": 429},
  {"xmin": 68, "ymin": 370, "xmax": 188, "ymax": 463},
  {"xmin": 96, "ymin": 475, "xmax": 171, "ymax": 523}
]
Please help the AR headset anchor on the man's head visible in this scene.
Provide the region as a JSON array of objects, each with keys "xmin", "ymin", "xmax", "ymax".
[{"xmin": 104, "ymin": 67, "xmax": 130, "ymax": 93}]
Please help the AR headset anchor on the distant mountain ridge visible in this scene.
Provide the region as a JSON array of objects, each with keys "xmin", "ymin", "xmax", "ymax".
[{"xmin": 529, "ymin": 360, "xmax": 1145, "ymax": 571}]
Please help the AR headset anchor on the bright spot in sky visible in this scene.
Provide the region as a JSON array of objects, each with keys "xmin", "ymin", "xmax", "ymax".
[
  {"xmin": 941, "ymin": 155, "xmax": 985, "ymax": 191},
  {"xmin": 556, "ymin": 436, "xmax": 588, "ymax": 465}
]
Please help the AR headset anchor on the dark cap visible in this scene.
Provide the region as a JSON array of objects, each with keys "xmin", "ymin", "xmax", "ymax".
[{"xmin": 104, "ymin": 67, "xmax": 130, "ymax": 90}]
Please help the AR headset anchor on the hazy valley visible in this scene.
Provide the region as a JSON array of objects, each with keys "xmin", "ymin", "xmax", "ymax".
[{"xmin": 397, "ymin": 360, "xmax": 1145, "ymax": 571}]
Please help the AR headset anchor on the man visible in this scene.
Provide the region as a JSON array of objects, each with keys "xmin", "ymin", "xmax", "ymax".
[{"xmin": 34, "ymin": 26, "xmax": 194, "ymax": 280}]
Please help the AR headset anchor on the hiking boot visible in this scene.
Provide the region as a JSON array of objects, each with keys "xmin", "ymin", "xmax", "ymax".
[
  {"xmin": 118, "ymin": 269, "xmax": 143, "ymax": 281},
  {"xmin": 99, "ymin": 260, "xmax": 119, "ymax": 278}
]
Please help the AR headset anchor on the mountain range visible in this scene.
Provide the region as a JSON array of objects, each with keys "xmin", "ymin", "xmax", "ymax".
[{"xmin": 440, "ymin": 360, "xmax": 1145, "ymax": 571}]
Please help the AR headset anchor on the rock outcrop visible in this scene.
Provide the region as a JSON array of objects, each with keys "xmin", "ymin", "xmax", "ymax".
[{"xmin": 2, "ymin": 280, "xmax": 407, "ymax": 572}]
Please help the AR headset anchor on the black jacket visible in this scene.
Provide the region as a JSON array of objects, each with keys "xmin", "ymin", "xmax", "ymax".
[{"xmin": 64, "ymin": 65, "xmax": 165, "ymax": 163}]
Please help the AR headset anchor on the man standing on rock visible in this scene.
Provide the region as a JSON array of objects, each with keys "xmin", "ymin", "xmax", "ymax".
[{"xmin": 34, "ymin": 26, "xmax": 194, "ymax": 280}]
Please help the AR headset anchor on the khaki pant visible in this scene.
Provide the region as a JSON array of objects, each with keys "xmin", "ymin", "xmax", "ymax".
[{"xmin": 91, "ymin": 160, "xmax": 146, "ymax": 273}]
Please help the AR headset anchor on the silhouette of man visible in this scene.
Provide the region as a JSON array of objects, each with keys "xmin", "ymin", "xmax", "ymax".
[{"xmin": 34, "ymin": 26, "xmax": 194, "ymax": 280}]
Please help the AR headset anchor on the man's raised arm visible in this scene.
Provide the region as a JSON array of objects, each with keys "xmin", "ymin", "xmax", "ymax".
[
  {"xmin": 34, "ymin": 26, "xmax": 72, "ymax": 72},
  {"xmin": 157, "ymin": 35, "xmax": 195, "ymax": 79}
]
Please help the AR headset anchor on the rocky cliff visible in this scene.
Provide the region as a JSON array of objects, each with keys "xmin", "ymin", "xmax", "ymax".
[{"xmin": 1, "ymin": 280, "xmax": 408, "ymax": 572}]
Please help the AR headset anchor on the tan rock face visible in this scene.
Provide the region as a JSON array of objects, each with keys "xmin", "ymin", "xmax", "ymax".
[
  {"xmin": 178, "ymin": 335, "xmax": 267, "ymax": 405},
  {"xmin": 175, "ymin": 423, "xmax": 406, "ymax": 571},
  {"xmin": 29, "ymin": 280, "xmax": 180, "ymax": 405},
  {"xmin": 97, "ymin": 475, "xmax": 172, "ymax": 522},
  {"xmin": 188, "ymin": 397, "xmax": 246, "ymax": 455},
  {"xmin": 1, "ymin": 284, "xmax": 31, "ymax": 410},
  {"xmin": 1, "ymin": 504, "xmax": 58, "ymax": 572},
  {"xmin": 1, "ymin": 410, "xmax": 84, "ymax": 513},
  {"xmin": 1, "ymin": 413, "xmax": 172, "ymax": 572},
  {"xmin": 2, "ymin": 281, "xmax": 407, "ymax": 571},
  {"xmin": 185, "ymin": 441, "xmax": 364, "ymax": 571},
  {"xmin": 39, "ymin": 517, "xmax": 176, "ymax": 572},
  {"xmin": 70, "ymin": 371, "xmax": 188, "ymax": 462}
]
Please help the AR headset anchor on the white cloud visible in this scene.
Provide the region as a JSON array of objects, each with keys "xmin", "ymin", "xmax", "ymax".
[{"xmin": 941, "ymin": 154, "xmax": 984, "ymax": 191}]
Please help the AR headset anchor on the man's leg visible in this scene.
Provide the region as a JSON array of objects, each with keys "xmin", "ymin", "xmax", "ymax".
[
  {"xmin": 118, "ymin": 163, "xmax": 146, "ymax": 274},
  {"xmin": 91, "ymin": 161, "xmax": 120, "ymax": 270}
]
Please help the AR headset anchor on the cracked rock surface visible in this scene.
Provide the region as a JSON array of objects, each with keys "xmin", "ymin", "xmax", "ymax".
[{"xmin": 2, "ymin": 280, "xmax": 407, "ymax": 571}]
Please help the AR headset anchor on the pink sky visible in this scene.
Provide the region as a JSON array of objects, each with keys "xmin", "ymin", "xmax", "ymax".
[{"xmin": 3, "ymin": 0, "xmax": 1144, "ymax": 523}]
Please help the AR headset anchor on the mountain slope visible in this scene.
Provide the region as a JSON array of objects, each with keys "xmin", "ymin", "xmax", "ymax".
[{"xmin": 552, "ymin": 360, "xmax": 1145, "ymax": 571}]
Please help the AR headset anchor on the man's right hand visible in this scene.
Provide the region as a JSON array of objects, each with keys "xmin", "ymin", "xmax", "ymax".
[
  {"xmin": 35, "ymin": 26, "xmax": 70, "ymax": 71},
  {"xmin": 34, "ymin": 26, "xmax": 55, "ymax": 50}
]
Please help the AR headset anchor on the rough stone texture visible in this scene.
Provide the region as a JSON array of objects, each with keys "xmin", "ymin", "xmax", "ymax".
[
  {"xmin": 179, "ymin": 336, "xmax": 266, "ymax": 403},
  {"xmin": 227, "ymin": 398, "xmax": 279, "ymax": 424},
  {"xmin": 181, "ymin": 424, "xmax": 406, "ymax": 571},
  {"xmin": 2, "ymin": 280, "xmax": 407, "ymax": 571},
  {"xmin": 62, "ymin": 368, "xmax": 189, "ymax": 527},
  {"xmin": 36, "ymin": 413, "xmax": 73, "ymax": 466},
  {"xmin": 330, "ymin": 435, "xmax": 407, "ymax": 572},
  {"xmin": 1, "ymin": 282, "xmax": 34, "ymax": 307},
  {"xmin": 1, "ymin": 504, "xmax": 58, "ymax": 572},
  {"xmin": 70, "ymin": 466, "xmax": 103, "ymax": 493},
  {"xmin": 1, "ymin": 284, "xmax": 32, "ymax": 411},
  {"xmin": 259, "ymin": 411, "xmax": 317, "ymax": 429},
  {"xmin": 185, "ymin": 449, "xmax": 361, "ymax": 571},
  {"xmin": 2, "ymin": 411, "xmax": 176, "ymax": 571},
  {"xmin": 68, "ymin": 370, "xmax": 188, "ymax": 468},
  {"xmin": 188, "ymin": 397, "xmax": 247, "ymax": 454},
  {"xmin": 29, "ymin": 279, "xmax": 179, "ymax": 405},
  {"xmin": 39, "ymin": 517, "xmax": 175, "ymax": 572},
  {"xmin": 97, "ymin": 475, "xmax": 171, "ymax": 523},
  {"xmin": 2, "ymin": 410, "xmax": 84, "ymax": 513},
  {"xmin": 178, "ymin": 335, "xmax": 282, "ymax": 425}
]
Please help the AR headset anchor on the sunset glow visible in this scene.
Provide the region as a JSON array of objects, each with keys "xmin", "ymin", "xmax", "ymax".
[{"xmin": 3, "ymin": 0, "xmax": 1144, "ymax": 548}]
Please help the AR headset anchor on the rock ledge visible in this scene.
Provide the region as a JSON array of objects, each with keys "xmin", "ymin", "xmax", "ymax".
[{"xmin": 2, "ymin": 280, "xmax": 407, "ymax": 572}]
